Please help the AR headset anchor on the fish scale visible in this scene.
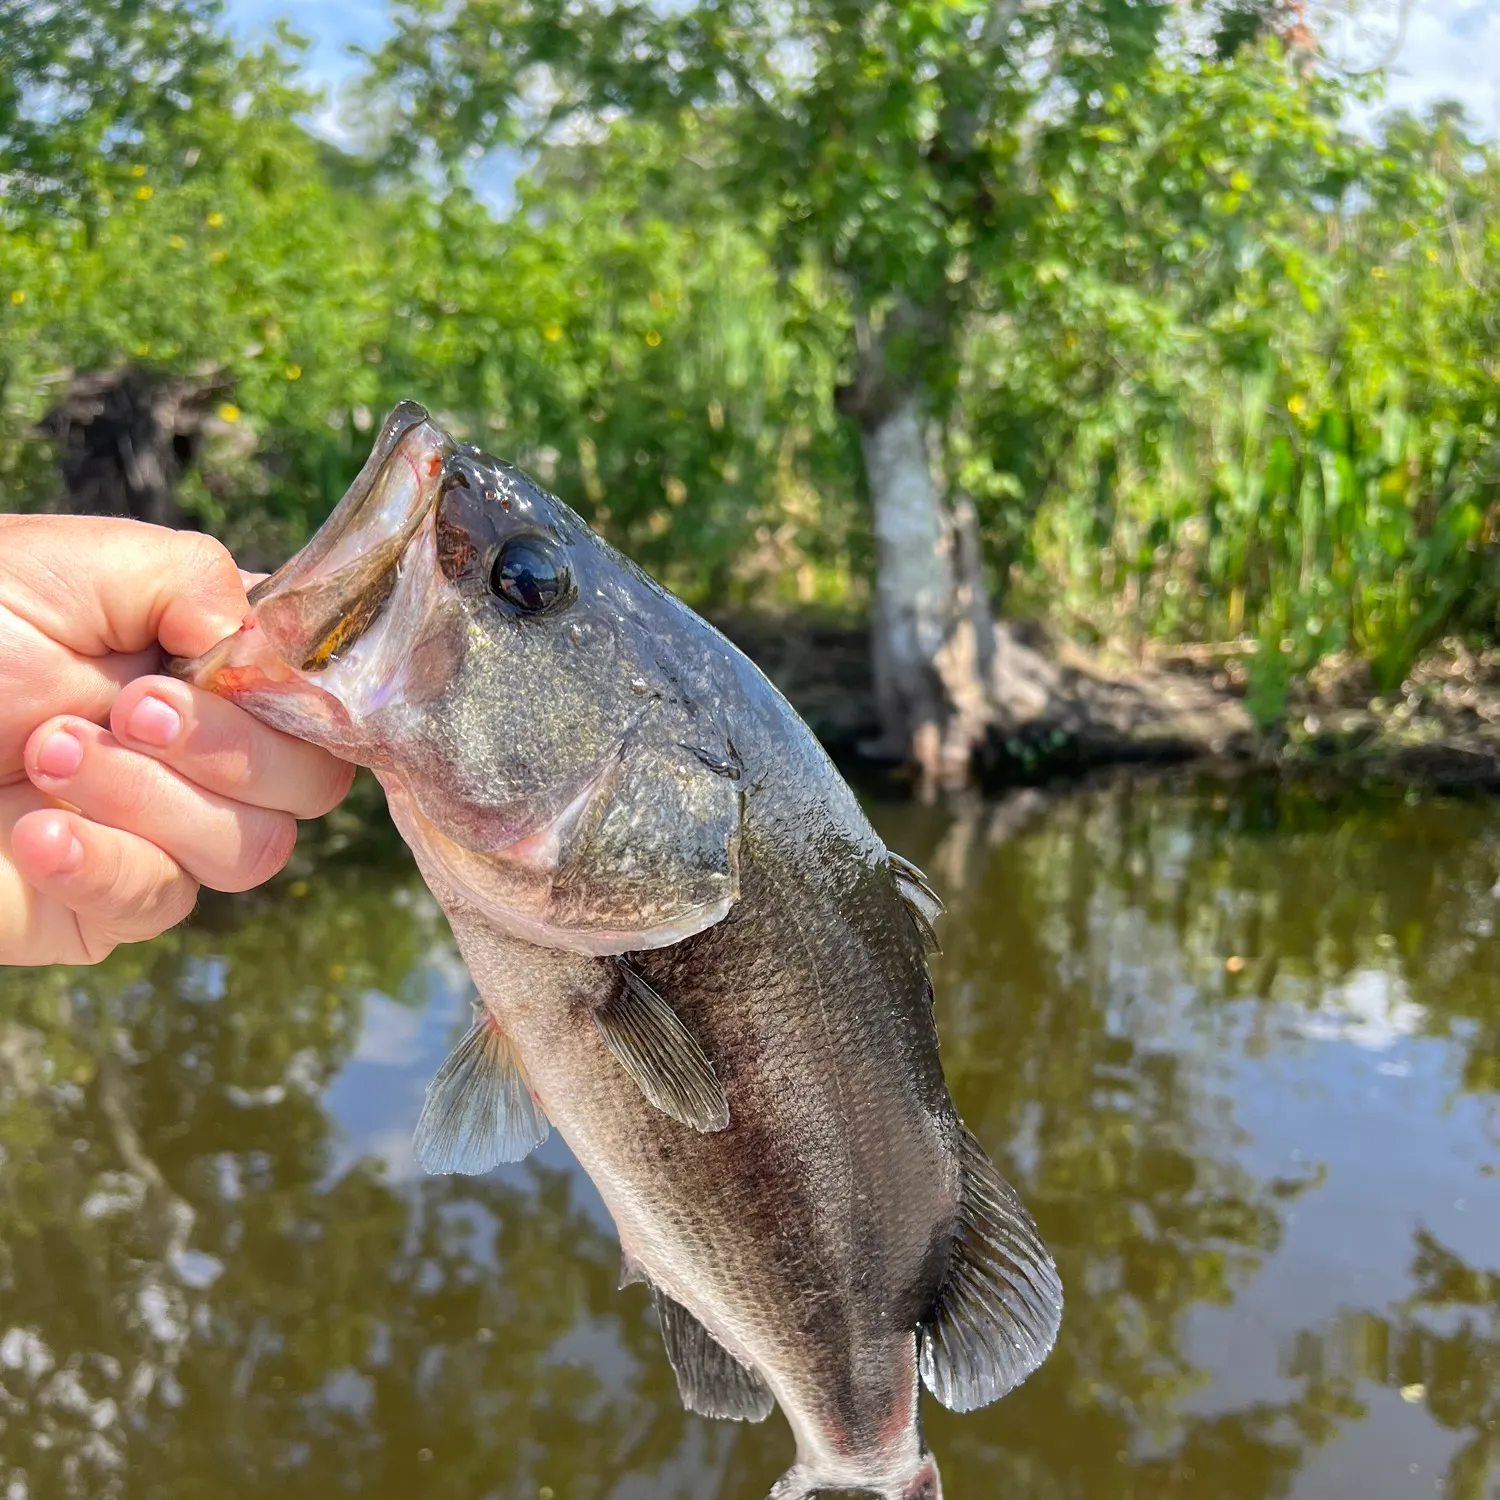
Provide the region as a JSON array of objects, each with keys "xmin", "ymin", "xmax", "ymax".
[{"xmin": 173, "ymin": 401, "xmax": 1063, "ymax": 1500}]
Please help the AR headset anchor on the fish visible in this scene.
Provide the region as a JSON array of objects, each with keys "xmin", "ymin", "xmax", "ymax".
[{"xmin": 173, "ymin": 402, "xmax": 1062, "ymax": 1499}]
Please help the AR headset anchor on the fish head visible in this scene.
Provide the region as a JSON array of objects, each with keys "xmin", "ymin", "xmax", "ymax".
[{"xmin": 174, "ymin": 402, "xmax": 743, "ymax": 955}]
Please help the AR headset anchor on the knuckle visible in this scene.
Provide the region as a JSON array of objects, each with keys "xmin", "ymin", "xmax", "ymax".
[
  {"xmin": 100, "ymin": 864, "xmax": 197, "ymax": 945},
  {"xmin": 206, "ymin": 708, "xmax": 268, "ymax": 798},
  {"xmin": 78, "ymin": 927, "xmax": 120, "ymax": 965},
  {"xmin": 177, "ymin": 534, "xmax": 247, "ymax": 620},
  {"xmin": 303, "ymin": 756, "xmax": 356, "ymax": 817},
  {"xmin": 151, "ymin": 874, "xmax": 201, "ymax": 932},
  {"xmin": 232, "ymin": 814, "xmax": 297, "ymax": 891},
  {"xmin": 179, "ymin": 531, "xmax": 239, "ymax": 587}
]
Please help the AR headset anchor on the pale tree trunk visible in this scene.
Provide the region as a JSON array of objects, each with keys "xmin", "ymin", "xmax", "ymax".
[
  {"xmin": 860, "ymin": 392, "xmax": 949, "ymax": 769},
  {"xmin": 855, "ymin": 386, "xmax": 994, "ymax": 790}
]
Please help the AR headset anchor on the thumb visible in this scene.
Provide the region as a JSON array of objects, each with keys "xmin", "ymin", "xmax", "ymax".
[{"xmin": 0, "ymin": 516, "xmax": 250, "ymax": 659}]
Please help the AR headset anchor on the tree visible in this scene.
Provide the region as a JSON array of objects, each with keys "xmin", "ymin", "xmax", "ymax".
[{"xmin": 367, "ymin": 0, "xmax": 1209, "ymax": 783}]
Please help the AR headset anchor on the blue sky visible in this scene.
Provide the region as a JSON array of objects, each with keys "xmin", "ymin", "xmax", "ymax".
[{"xmin": 223, "ymin": 0, "xmax": 1500, "ymax": 141}]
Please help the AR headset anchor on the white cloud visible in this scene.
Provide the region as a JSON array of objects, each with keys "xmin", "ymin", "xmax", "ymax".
[{"xmin": 353, "ymin": 990, "xmax": 425, "ymax": 1066}]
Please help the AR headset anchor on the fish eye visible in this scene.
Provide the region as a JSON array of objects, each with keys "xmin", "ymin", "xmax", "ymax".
[{"xmin": 489, "ymin": 536, "xmax": 573, "ymax": 615}]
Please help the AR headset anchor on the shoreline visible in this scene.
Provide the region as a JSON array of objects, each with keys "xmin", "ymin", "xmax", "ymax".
[{"xmin": 711, "ymin": 612, "xmax": 1500, "ymax": 795}]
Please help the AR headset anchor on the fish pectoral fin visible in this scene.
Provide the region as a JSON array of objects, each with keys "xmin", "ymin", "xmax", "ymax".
[
  {"xmin": 619, "ymin": 1251, "xmax": 648, "ymax": 1290},
  {"xmin": 650, "ymin": 1285, "xmax": 774, "ymax": 1423},
  {"xmin": 919, "ymin": 1123, "xmax": 1063, "ymax": 1413},
  {"xmin": 890, "ymin": 851, "xmax": 943, "ymax": 956},
  {"xmin": 594, "ymin": 959, "xmax": 730, "ymax": 1133},
  {"xmin": 412, "ymin": 1010, "xmax": 550, "ymax": 1175}
]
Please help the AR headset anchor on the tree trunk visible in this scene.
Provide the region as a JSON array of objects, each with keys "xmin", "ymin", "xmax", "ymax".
[
  {"xmin": 37, "ymin": 365, "xmax": 233, "ymax": 525},
  {"xmin": 856, "ymin": 387, "xmax": 993, "ymax": 789}
]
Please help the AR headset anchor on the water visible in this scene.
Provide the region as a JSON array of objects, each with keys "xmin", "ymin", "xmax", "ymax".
[{"xmin": 1, "ymin": 772, "xmax": 1497, "ymax": 1500}]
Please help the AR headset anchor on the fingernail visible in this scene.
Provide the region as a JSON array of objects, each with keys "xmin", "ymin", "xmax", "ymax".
[
  {"xmin": 35, "ymin": 729, "xmax": 82, "ymax": 779},
  {"xmin": 57, "ymin": 834, "xmax": 85, "ymax": 875},
  {"xmin": 124, "ymin": 695, "xmax": 182, "ymax": 748}
]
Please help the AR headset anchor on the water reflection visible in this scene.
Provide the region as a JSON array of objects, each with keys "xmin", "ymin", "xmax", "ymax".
[{"xmin": 0, "ymin": 773, "xmax": 1496, "ymax": 1499}]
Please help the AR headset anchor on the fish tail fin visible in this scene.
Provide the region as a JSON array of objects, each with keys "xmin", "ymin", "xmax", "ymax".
[{"xmin": 765, "ymin": 1453, "xmax": 942, "ymax": 1500}]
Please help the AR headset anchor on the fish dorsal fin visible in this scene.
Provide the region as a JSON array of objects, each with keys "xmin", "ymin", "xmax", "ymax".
[
  {"xmin": 919, "ymin": 1124, "xmax": 1062, "ymax": 1413},
  {"xmin": 650, "ymin": 1284, "xmax": 774, "ymax": 1423},
  {"xmin": 890, "ymin": 851, "xmax": 944, "ymax": 956},
  {"xmin": 595, "ymin": 959, "xmax": 730, "ymax": 1133},
  {"xmin": 413, "ymin": 1010, "xmax": 550, "ymax": 1174}
]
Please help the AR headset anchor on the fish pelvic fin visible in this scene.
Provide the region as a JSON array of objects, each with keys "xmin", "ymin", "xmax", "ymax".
[
  {"xmin": 412, "ymin": 1008, "xmax": 549, "ymax": 1174},
  {"xmin": 650, "ymin": 1284, "xmax": 774, "ymax": 1423},
  {"xmin": 919, "ymin": 1122, "xmax": 1062, "ymax": 1413},
  {"xmin": 595, "ymin": 958, "xmax": 730, "ymax": 1132},
  {"xmin": 766, "ymin": 1454, "xmax": 942, "ymax": 1500},
  {"xmin": 889, "ymin": 851, "xmax": 943, "ymax": 958}
]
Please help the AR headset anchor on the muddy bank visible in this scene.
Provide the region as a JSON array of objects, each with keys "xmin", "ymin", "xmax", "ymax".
[{"xmin": 712, "ymin": 612, "xmax": 1500, "ymax": 793}]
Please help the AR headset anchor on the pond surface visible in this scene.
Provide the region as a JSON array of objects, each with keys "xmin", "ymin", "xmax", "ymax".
[{"xmin": 1, "ymin": 773, "xmax": 1497, "ymax": 1500}]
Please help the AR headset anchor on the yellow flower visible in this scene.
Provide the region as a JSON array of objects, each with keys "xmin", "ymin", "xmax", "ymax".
[
  {"xmin": 130, "ymin": 164, "xmax": 147, "ymax": 178},
  {"xmin": 644, "ymin": 329, "xmax": 662, "ymax": 348},
  {"xmin": 168, "ymin": 234, "xmax": 186, "ymax": 250},
  {"xmin": 217, "ymin": 403, "xmax": 240, "ymax": 424},
  {"xmin": 1425, "ymin": 247, "xmax": 1440, "ymax": 263},
  {"xmin": 8, "ymin": 289, "xmax": 24, "ymax": 306},
  {"xmin": 134, "ymin": 342, "xmax": 151, "ymax": 357},
  {"xmin": 206, "ymin": 211, "xmax": 224, "ymax": 228},
  {"xmin": 1287, "ymin": 393, "xmax": 1305, "ymax": 416},
  {"xmin": 1370, "ymin": 264, "xmax": 1387, "ymax": 279},
  {"xmin": 208, "ymin": 248, "xmax": 227, "ymax": 263},
  {"xmin": 285, "ymin": 363, "xmax": 302, "ymax": 381},
  {"xmin": 542, "ymin": 322, "xmax": 563, "ymax": 342},
  {"xmin": 135, "ymin": 184, "xmax": 153, "ymax": 200}
]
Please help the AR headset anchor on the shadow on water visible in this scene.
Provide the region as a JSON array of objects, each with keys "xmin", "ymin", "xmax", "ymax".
[{"xmin": 1, "ymin": 771, "xmax": 1496, "ymax": 1499}]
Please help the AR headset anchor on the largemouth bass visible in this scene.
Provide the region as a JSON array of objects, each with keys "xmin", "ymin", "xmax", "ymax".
[{"xmin": 174, "ymin": 403, "xmax": 1061, "ymax": 1499}]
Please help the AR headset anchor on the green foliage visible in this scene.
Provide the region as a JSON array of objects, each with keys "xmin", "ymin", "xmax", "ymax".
[
  {"xmin": 0, "ymin": 0, "xmax": 859, "ymax": 605},
  {"xmin": 1, "ymin": 0, "xmax": 1498, "ymax": 717},
  {"xmin": 978, "ymin": 54, "xmax": 1500, "ymax": 694}
]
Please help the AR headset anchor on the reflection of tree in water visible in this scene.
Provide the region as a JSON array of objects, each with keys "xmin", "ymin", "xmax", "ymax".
[
  {"xmin": 1294, "ymin": 1230, "xmax": 1500, "ymax": 1500},
  {"xmin": 0, "ymin": 841, "xmax": 703, "ymax": 1499},
  {"xmin": 2, "ymin": 777, "xmax": 1496, "ymax": 1498}
]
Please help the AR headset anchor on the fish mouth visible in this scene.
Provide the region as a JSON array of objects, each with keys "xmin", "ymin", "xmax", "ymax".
[{"xmin": 171, "ymin": 402, "xmax": 452, "ymax": 733}]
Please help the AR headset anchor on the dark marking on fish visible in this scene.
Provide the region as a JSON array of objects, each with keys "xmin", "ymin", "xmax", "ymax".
[
  {"xmin": 593, "ymin": 958, "xmax": 731, "ymax": 1132},
  {"xmin": 413, "ymin": 1008, "xmax": 550, "ymax": 1174},
  {"xmin": 651, "ymin": 1283, "xmax": 775, "ymax": 1423},
  {"xmin": 918, "ymin": 1123, "xmax": 1063, "ymax": 1413},
  {"xmin": 683, "ymin": 741, "xmax": 743, "ymax": 780}
]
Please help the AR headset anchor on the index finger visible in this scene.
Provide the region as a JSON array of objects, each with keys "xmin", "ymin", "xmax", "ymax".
[
  {"xmin": 0, "ymin": 516, "xmax": 249, "ymax": 661},
  {"xmin": 110, "ymin": 675, "xmax": 355, "ymax": 819}
]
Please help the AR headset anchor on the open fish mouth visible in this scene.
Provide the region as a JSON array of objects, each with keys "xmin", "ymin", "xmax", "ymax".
[{"xmin": 172, "ymin": 402, "xmax": 451, "ymax": 701}]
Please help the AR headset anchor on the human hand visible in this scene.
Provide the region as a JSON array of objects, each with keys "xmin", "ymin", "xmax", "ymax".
[{"xmin": 0, "ymin": 515, "xmax": 355, "ymax": 966}]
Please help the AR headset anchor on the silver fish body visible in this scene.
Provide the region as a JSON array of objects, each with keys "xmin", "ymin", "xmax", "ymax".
[{"xmin": 176, "ymin": 403, "xmax": 1062, "ymax": 1499}]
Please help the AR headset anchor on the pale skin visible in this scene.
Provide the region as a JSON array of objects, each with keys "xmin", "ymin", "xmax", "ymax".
[{"xmin": 0, "ymin": 515, "xmax": 355, "ymax": 966}]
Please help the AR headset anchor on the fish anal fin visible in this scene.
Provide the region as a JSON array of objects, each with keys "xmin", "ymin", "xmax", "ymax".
[
  {"xmin": 651, "ymin": 1285, "xmax": 774, "ymax": 1423},
  {"xmin": 919, "ymin": 1124, "xmax": 1062, "ymax": 1413},
  {"xmin": 595, "ymin": 958, "xmax": 730, "ymax": 1132},
  {"xmin": 412, "ymin": 1009, "xmax": 550, "ymax": 1175},
  {"xmin": 890, "ymin": 852, "xmax": 944, "ymax": 956}
]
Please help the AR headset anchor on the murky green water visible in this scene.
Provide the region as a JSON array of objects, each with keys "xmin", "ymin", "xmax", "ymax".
[{"xmin": 1, "ymin": 773, "xmax": 1497, "ymax": 1500}]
